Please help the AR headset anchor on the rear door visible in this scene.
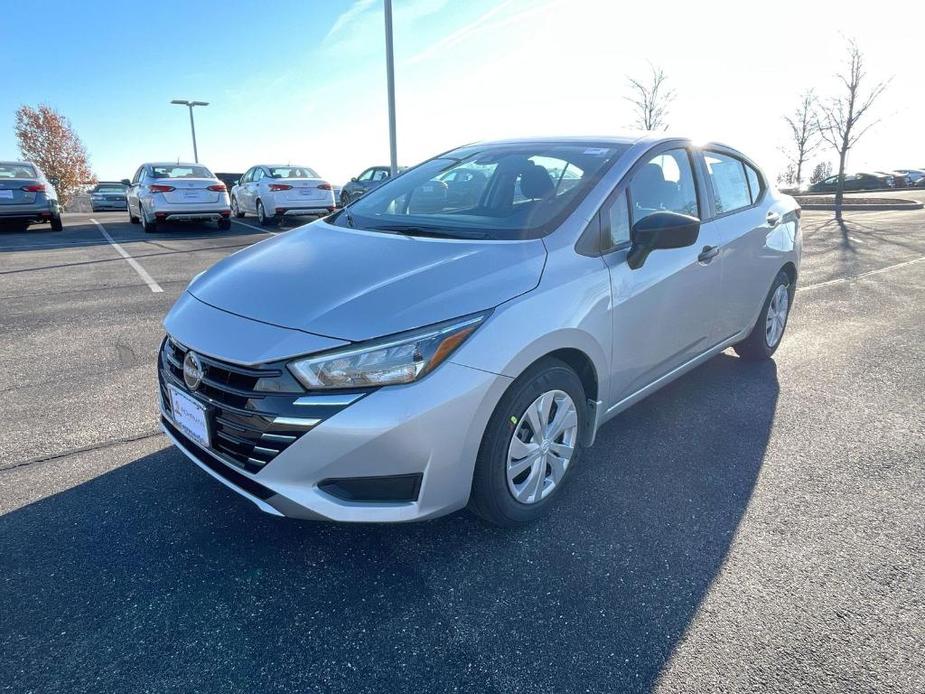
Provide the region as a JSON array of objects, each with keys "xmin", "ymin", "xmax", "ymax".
[
  {"xmin": 696, "ymin": 149, "xmax": 776, "ymax": 339},
  {"xmin": 602, "ymin": 145, "xmax": 724, "ymax": 401}
]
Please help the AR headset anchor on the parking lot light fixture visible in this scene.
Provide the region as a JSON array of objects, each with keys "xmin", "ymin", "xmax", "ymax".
[
  {"xmin": 170, "ymin": 99, "xmax": 209, "ymax": 163},
  {"xmin": 384, "ymin": 0, "xmax": 398, "ymax": 176}
]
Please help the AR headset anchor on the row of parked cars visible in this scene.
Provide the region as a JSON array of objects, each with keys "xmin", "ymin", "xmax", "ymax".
[
  {"xmin": 81, "ymin": 162, "xmax": 404, "ymax": 231},
  {"xmin": 807, "ymin": 168, "xmax": 925, "ymax": 193}
]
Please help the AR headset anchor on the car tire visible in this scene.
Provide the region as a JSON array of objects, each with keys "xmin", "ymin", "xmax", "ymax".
[
  {"xmin": 231, "ymin": 196, "xmax": 245, "ymax": 218},
  {"xmin": 340, "ymin": 192, "xmax": 350, "ymax": 207},
  {"xmin": 733, "ymin": 270, "xmax": 794, "ymax": 361},
  {"xmin": 128, "ymin": 203, "xmax": 140, "ymax": 224},
  {"xmin": 49, "ymin": 213, "xmax": 63, "ymax": 231},
  {"xmin": 217, "ymin": 217, "xmax": 231, "ymax": 231},
  {"xmin": 141, "ymin": 205, "xmax": 158, "ymax": 234},
  {"xmin": 257, "ymin": 200, "xmax": 276, "ymax": 227},
  {"xmin": 469, "ymin": 357, "xmax": 586, "ymax": 527}
]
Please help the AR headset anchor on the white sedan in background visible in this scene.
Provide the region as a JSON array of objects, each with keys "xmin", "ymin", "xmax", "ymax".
[
  {"xmin": 125, "ymin": 162, "xmax": 231, "ymax": 233},
  {"xmin": 231, "ymin": 165, "xmax": 336, "ymax": 226}
]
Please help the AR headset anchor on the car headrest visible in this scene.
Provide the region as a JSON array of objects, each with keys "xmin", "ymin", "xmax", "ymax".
[{"xmin": 519, "ymin": 162, "xmax": 554, "ymax": 199}]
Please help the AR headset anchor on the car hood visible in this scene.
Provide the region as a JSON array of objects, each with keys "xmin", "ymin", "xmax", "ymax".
[{"xmin": 187, "ymin": 219, "xmax": 547, "ymax": 342}]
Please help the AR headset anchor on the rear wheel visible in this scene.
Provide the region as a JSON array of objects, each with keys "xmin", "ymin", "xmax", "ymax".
[
  {"xmin": 257, "ymin": 200, "xmax": 276, "ymax": 227},
  {"xmin": 469, "ymin": 358, "xmax": 585, "ymax": 527},
  {"xmin": 49, "ymin": 213, "xmax": 63, "ymax": 231},
  {"xmin": 217, "ymin": 217, "xmax": 231, "ymax": 231},
  {"xmin": 733, "ymin": 270, "xmax": 793, "ymax": 361},
  {"xmin": 141, "ymin": 205, "xmax": 158, "ymax": 234}
]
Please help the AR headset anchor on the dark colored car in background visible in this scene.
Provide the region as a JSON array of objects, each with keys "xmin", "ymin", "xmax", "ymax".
[
  {"xmin": 808, "ymin": 172, "xmax": 891, "ymax": 193},
  {"xmin": 215, "ymin": 172, "xmax": 245, "ymax": 196},
  {"xmin": 340, "ymin": 165, "xmax": 406, "ymax": 206},
  {"xmin": 89, "ymin": 181, "xmax": 128, "ymax": 211}
]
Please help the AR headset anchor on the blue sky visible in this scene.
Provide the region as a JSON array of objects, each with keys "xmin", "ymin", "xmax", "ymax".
[{"xmin": 2, "ymin": 0, "xmax": 923, "ymax": 184}]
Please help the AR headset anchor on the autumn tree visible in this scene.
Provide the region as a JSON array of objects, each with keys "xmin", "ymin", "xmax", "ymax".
[
  {"xmin": 14, "ymin": 104, "xmax": 95, "ymax": 205},
  {"xmin": 782, "ymin": 90, "xmax": 820, "ymax": 187},
  {"xmin": 626, "ymin": 64, "xmax": 675, "ymax": 131},
  {"xmin": 816, "ymin": 40, "xmax": 889, "ymax": 219}
]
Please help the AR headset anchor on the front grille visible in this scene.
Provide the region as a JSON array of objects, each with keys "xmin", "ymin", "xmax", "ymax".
[{"xmin": 159, "ymin": 336, "xmax": 328, "ymax": 473}]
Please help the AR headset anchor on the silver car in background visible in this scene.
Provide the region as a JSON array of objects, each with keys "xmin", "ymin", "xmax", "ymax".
[
  {"xmin": 230, "ymin": 164, "xmax": 336, "ymax": 226},
  {"xmin": 160, "ymin": 135, "xmax": 801, "ymax": 526},
  {"xmin": 0, "ymin": 161, "xmax": 62, "ymax": 231},
  {"xmin": 89, "ymin": 181, "xmax": 128, "ymax": 211},
  {"xmin": 125, "ymin": 162, "xmax": 231, "ymax": 233}
]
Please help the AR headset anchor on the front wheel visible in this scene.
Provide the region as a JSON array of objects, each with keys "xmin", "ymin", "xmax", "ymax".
[
  {"xmin": 128, "ymin": 202, "xmax": 140, "ymax": 224},
  {"xmin": 469, "ymin": 358, "xmax": 586, "ymax": 527},
  {"xmin": 340, "ymin": 192, "xmax": 350, "ymax": 207},
  {"xmin": 733, "ymin": 270, "xmax": 793, "ymax": 361},
  {"xmin": 231, "ymin": 196, "xmax": 245, "ymax": 218}
]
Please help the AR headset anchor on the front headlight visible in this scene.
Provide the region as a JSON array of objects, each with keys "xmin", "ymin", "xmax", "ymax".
[{"xmin": 288, "ymin": 312, "xmax": 489, "ymax": 390}]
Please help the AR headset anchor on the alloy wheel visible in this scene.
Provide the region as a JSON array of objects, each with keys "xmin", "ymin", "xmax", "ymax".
[
  {"xmin": 765, "ymin": 283, "xmax": 790, "ymax": 347},
  {"xmin": 506, "ymin": 389, "xmax": 578, "ymax": 504}
]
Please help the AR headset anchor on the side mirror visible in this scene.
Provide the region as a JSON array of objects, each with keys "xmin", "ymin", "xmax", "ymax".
[
  {"xmin": 627, "ymin": 211, "xmax": 700, "ymax": 270},
  {"xmin": 351, "ymin": 177, "xmax": 358, "ymax": 182},
  {"xmin": 48, "ymin": 177, "xmax": 59, "ymax": 186},
  {"xmin": 120, "ymin": 178, "xmax": 131, "ymax": 186}
]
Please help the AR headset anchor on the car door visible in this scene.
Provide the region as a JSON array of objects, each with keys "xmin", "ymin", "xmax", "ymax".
[
  {"xmin": 127, "ymin": 166, "xmax": 143, "ymax": 216},
  {"xmin": 247, "ymin": 168, "xmax": 263, "ymax": 212},
  {"xmin": 601, "ymin": 145, "xmax": 724, "ymax": 402},
  {"xmin": 236, "ymin": 168, "xmax": 252, "ymax": 210},
  {"xmin": 697, "ymin": 149, "xmax": 781, "ymax": 339}
]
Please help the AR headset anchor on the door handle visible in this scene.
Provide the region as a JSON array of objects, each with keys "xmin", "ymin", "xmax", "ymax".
[
  {"xmin": 766, "ymin": 211, "xmax": 781, "ymax": 227},
  {"xmin": 698, "ymin": 245, "xmax": 719, "ymax": 263}
]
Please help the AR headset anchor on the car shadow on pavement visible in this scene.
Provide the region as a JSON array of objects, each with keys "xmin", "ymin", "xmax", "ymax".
[
  {"xmin": 1, "ymin": 353, "xmax": 778, "ymax": 694},
  {"xmin": 0, "ymin": 217, "xmax": 270, "ymax": 253}
]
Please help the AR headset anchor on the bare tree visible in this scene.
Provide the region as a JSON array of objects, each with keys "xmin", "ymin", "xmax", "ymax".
[
  {"xmin": 15, "ymin": 104, "xmax": 95, "ymax": 205},
  {"xmin": 810, "ymin": 161, "xmax": 833, "ymax": 184},
  {"xmin": 816, "ymin": 40, "xmax": 889, "ymax": 219},
  {"xmin": 782, "ymin": 90, "xmax": 820, "ymax": 187},
  {"xmin": 626, "ymin": 64, "xmax": 675, "ymax": 131}
]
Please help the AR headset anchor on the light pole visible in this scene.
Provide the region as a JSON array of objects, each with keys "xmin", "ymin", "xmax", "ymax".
[
  {"xmin": 170, "ymin": 99, "xmax": 209, "ymax": 163},
  {"xmin": 383, "ymin": 0, "xmax": 398, "ymax": 176}
]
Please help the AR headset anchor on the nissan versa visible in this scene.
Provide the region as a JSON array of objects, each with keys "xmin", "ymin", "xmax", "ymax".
[{"xmin": 159, "ymin": 135, "xmax": 800, "ymax": 526}]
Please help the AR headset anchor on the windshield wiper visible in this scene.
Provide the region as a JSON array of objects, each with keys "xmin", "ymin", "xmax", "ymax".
[{"xmin": 374, "ymin": 225, "xmax": 487, "ymax": 240}]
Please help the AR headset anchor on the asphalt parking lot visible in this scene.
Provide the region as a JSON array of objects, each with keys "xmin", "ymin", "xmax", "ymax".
[{"xmin": 2, "ymin": 198, "xmax": 924, "ymax": 693}]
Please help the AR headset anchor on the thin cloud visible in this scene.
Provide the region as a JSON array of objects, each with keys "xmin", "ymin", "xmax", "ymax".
[
  {"xmin": 405, "ymin": 0, "xmax": 561, "ymax": 66},
  {"xmin": 322, "ymin": 0, "xmax": 378, "ymax": 46}
]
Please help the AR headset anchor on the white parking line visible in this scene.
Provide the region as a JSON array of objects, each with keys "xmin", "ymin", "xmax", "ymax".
[
  {"xmin": 798, "ymin": 254, "xmax": 925, "ymax": 293},
  {"xmin": 231, "ymin": 219, "xmax": 279, "ymax": 235},
  {"xmin": 91, "ymin": 218, "xmax": 164, "ymax": 293}
]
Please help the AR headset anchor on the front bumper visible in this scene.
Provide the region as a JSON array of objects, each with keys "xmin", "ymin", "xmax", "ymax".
[{"xmin": 159, "ymin": 334, "xmax": 511, "ymax": 522}]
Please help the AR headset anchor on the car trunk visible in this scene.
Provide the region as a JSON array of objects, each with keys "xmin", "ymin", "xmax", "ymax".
[
  {"xmin": 273, "ymin": 178, "xmax": 331, "ymax": 206},
  {"xmin": 0, "ymin": 179, "xmax": 39, "ymax": 205},
  {"xmin": 160, "ymin": 178, "xmax": 223, "ymax": 205}
]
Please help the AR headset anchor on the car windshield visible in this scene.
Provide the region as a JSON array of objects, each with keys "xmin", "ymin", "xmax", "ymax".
[
  {"xmin": 152, "ymin": 165, "xmax": 212, "ymax": 179},
  {"xmin": 0, "ymin": 163, "xmax": 37, "ymax": 178},
  {"xmin": 94, "ymin": 185, "xmax": 126, "ymax": 193},
  {"xmin": 333, "ymin": 143, "xmax": 630, "ymax": 239},
  {"xmin": 268, "ymin": 166, "xmax": 319, "ymax": 179}
]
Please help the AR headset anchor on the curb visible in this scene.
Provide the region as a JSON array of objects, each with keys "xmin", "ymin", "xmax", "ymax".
[{"xmin": 798, "ymin": 202, "xmax": 923, "ymax": 211}]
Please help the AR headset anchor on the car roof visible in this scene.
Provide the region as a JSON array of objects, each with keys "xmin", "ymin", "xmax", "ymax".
[
  {"xmin": 0, "ymin": 160, "xmax": 37, "ymax": 167},
  {"xmin": 253, "ymin": 164, "xmax": 317, "ymax": 169},
  {"xmin": 145, "ymin": 162, "xmax": 208, "ymax": 168}
]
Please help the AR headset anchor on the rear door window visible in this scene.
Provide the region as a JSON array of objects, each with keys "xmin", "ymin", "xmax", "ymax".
[
  {"xmin": 703, "ymin": 152, "xmax": 751, "ymax": 214},
  {"xmin": 744, "ymin": 163, "xmax": 763, "ymax": 203}
]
